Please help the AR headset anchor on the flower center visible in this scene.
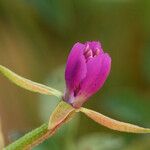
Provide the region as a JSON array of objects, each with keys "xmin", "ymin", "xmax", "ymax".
[{"xmin": 83, "ymin": 44, "xmax": 100, "ymax": 61}]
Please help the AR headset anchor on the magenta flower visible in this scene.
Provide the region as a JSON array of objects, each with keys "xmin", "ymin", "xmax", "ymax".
[
  {"xmin": 0, "ymin": 41, "xmax": 149, "ymax": 150},
  {"xmin": 64, "ymin": 41, "xmax": 111, "ymax": 108}
]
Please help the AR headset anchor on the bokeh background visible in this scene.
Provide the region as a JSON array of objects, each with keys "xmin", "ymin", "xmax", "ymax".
[{"xmin": 0, "ymin": 0, "xmax": 150, "ymax": 149}]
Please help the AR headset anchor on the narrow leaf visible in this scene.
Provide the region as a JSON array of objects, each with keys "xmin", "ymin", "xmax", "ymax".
[
  {"xmin": 0, "ymin": 65, "xmax": 62, "ymax": 97},
  {"xmin": 80, "ymin": 107, "xmax": 150, "ymax": 133},
  {"xmin": 48, "ymin": 101, "xmax": 76, "ymax": 130}
]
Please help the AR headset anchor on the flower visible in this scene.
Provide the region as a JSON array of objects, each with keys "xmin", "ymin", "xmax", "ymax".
[{"xmin": 64, "ymin": 41, "xmax": 111, "ymax": 108}]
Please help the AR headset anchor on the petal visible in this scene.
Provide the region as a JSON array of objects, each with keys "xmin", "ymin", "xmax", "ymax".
[
  {"xmin": 74, "ymin": 53, "xmax": 111, "ymax": 106},
  {"xmin": 65, "ymin": 43, "xmax": 87, "ymax": 92}
]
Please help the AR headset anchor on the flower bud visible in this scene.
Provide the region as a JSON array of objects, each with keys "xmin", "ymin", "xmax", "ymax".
[{"xmin": 64, "ymin": 41, "xmax": 111, "ymax": 108}]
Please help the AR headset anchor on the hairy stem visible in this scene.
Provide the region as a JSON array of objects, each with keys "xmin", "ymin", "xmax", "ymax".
[
  {"xmin": 4, "ymin": 101, "xmax": 75, "ymax": 150},
  {"xmin": 4, "ymin": 123, "xmax": 57, "ymax": 150}
]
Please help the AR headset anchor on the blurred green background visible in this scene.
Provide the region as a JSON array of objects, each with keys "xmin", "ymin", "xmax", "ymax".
[{"xmin": 0, "ymin": 0, "xmax": 150, "ymax": 149}]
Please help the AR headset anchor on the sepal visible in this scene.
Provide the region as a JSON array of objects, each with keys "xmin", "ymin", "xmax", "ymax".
[
  {"xmin": 0, "ymin": 65, "xmax": 62, "ymax": 98},
  {"xmin": 48, "ymin": 101, "xmax": 76, "ymax": 130},
  {"xmin": 80, "ymin": 107, "xmax": 150, "ymax": 133}
]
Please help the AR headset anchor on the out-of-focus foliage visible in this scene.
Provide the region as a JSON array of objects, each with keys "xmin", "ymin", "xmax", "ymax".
[
  {"xmin": 0, "ymin": 119, "xmax": 5, "ymax": 149},
  {"xmin": 77, "ymin": 133, "xmax": 124, "ymax": 150},
  {"xmin": 39, "ymin": 66, "xmax": 65, "ymax": 122},
  {"xmin": 0, "ymin": 0, "xmax": 150, "ymax": 149}
]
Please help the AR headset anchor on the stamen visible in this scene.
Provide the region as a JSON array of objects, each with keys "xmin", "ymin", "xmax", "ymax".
[
  {"xmin": 85, "ymin": 50, "xmax": 93, "ymax": 58},
  {"xmin": 94, "ymin": 48, "xmax": 100, "ymax": 57},
  {"xmin": 84, "ymin": 44, "xmax": 90, "ymax": 53},
  {"xmin": 83, "ymin": 45, "xmax": 100, "ymax": 62}
]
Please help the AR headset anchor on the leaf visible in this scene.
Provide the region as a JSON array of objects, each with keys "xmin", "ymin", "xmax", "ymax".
[
  {"xmin": 0, "ymin": 65, "xmax": 62, "ymax": 98},
  {"xmin": 48, "ymin": 101, "xmax": 76, "ymax": 130},
  {"xmin": 80, "ymin": 107, "xmax": 150, "ymax": 133}
]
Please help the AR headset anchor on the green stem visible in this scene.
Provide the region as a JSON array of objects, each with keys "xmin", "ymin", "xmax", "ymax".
[
  {"xmin": 3, "ymin": 101, "xmax": 75, "ymax": 150},
  {"xmin": 4, "ymin": 123, "xmax": 56, "ymax": 150}
]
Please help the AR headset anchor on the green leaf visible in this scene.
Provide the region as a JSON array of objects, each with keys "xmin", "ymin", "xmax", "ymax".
[
  {"xmin": 0, "ymin": 65, "xmax": 62, "ymax": 98},
  {"xmin": 48, "ymin": 101, "xmax": 76, "ymax": 130},
  {"xmin": 80, "ymin": 107, "xmax": 150, "ymax": 133}
]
